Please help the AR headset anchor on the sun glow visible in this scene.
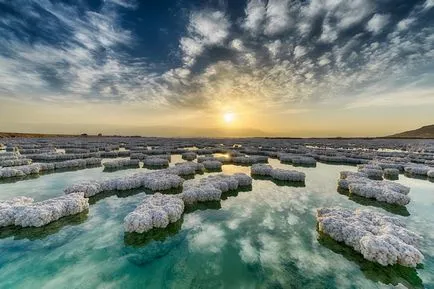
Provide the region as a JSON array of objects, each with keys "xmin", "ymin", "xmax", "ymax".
[{"xmin": 223, "ymin": 112, "xmax": 235, "ymax": 123}]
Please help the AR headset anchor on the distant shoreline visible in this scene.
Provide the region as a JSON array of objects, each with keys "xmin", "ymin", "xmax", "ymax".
[{"xmin": 1, "ymin": 131, "xmax": 433, "ymax": 139}]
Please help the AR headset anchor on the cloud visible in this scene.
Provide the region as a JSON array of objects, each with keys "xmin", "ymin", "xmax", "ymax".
[
  {"xmin": 179, "ymin": 10, "xmax": 230, "ymax": 67},
  {"xmin": 366, "ymin": 14, "xmax": 390, "ymax": 35},
  {"xmin": 242, "ymin": 0, "xmax": 266, "ymax": 34}
]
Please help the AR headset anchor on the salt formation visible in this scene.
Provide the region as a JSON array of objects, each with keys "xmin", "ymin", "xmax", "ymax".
[
  {"xmin": 181, "ymin": 152, "xmax": 197, "ymax": 161},
  {"xmin": 167, "ymin": 162, "xmax": 205, "ymax": 175},
  {"xmin": 383, "ymin": 168, "xmax": 399, "ymax": 179},
  {"xmin": 143, "ymin": 157, "xmax": 169, "ymax": 167},
  {"xmin": 65, "ymin": 172, "xmax": 184, "ymax": 197},
  {"xmin": 338, "ymin": 171, "xmax": 410, "ymax": 206},
  {"xmin": 357, "ymin": 164, "xmax": 384, "ymax": 179},
  {"xmin": 232, "ymin": 155, "xmax": 268, "ymax": 165},
  {"xmin": 124, "ymin": 193, "xmax": 184, "ymax": 233},
  {"xmin": 251, "ymin": 164, "xmax": 273, "ymax": 176},
  {"xmin": 0, "ymin": 158, "xmax": 101, "ymax": 179},
  {"xmin": 103, "ymin": 159, "xmax": 140, "ymax": 170},
  {"xmin": 278, "ymin": 154, "xmax": 316, "ymax": 166},
  {"xmin": 317, "ymin": 207, "xmax": 423, "ymax": 267},
  {"xmin": 1, "ymin": 193, "xmax": 88, "ymax": 228},
  {"xmin": 179, "ymin": 173, "xmax": 252, "ymax": 204},
  {"xmin": 251, "ymin": 164, "xmax": 306, "ymax": 182},
  {"xmin": 0, "ymin": 197, "xmax": 34, "ymax": 226},
  {"xmin": 202, "ymin": 160, "xmax": 222, "ymax": 170},
  {"xmin": 0, "ymin": 158, "xmax": 32, "ymax": 167},
  {"xmin": 404, "ymin": 165, "xmax": 431, "ymax": 177},
  {"xmin": 428, "ymin": 170, "xmax": 434, "ymax": 178}
]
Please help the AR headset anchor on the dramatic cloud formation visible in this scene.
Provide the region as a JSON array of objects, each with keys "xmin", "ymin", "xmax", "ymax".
[{"xmin": 0, "ymin": 0, "xmax": 434, "ymax": 136}]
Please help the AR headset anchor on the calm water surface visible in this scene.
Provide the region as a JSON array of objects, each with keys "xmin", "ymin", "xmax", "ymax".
[{"xmin": 0, "ymin": 156, "xmax": 433, "ymax": 289}]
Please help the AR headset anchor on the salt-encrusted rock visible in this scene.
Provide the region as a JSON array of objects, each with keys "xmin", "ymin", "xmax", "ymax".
[
  {"xmin": 232, "ymin": 155, "xmax": 268, "ymax": 165},
  {"xmin": 179, "ymin": 173, "xmax": 252, "ymax": 204},
  {"xmin": 317, "ymin": 207, "xmax": 423, "ymax": 267},
  {"xmin": 143, "ymin": 157, "xmax": 169, "ymax": 167},
  {"xmin": 270, "ymin": 169, "xmax": 306, "ymax": 182},
  {"xmin": 124, "ymin": 193, "xmax": 184, "ymax": 233},
  {"xmin": 103, "ymin": 159, "xmax": 140, "ymax": 169},
  {"xmin": 64, "ymin": 181, "xmax": 103, "ymax": 197},
  {"xmin": 358, "ymin": 167, "xmax": 384, "ymax": 179},
  {"xmin": 251, "ymin": 164, "xmax": 273, "ymax": 176},
  {"xmin": 233, "ymin": 173, "xmax": 253, "ymax": 187},
  {"xmin": 168, "ymin": 162, "xmax": 205, "ymax": 175},
  {"xmin": 404, "ymin": 165, "xmax": 431, "ymax": 176},
  {"xmin": 0, "ymin": 158, "xmax": 32, "ymax": 167},
  {"xmin": 0, "ymin": 197, "xmax": 34, "ymax": 226},
  {"xmin": 0, "ymin": 164, "xmax": 41, "ymax": 179},
  {"xmin": 383, "ymin": 168, "xmax": 399, "ymax": 179},
  {"xmin": 251, "ymin": 164, "xmax": 305, "ymax": 182},
  {"xmin": 291, "ymin": 156, "xmax": 317, "ymax": 166},
  {"xmin": 202, "ymin": 160, "xmax": 222, "ymax": 170},
  {"xmin": 181, "ymin": 152, "xmax": 197, "ymax": 161},
  {"xmin": 180, "ymin": 185, "xmax": 222, "ymax": 204},
  {"xmin": 0, "ymin": 193, "xmax": 88, "ymax": 228},
  {"xmin": 338, "ymin": 171, "xmax": 410, "ymax": 206},
  {"xmin": 428, "ymin": 170, "xmax": 434, "ymax": 178},
  {"xmin": 65, "ymin": 171, "xmax": 184, "ymax": 197}
]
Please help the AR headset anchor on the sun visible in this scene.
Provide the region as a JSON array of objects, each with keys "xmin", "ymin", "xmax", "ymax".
[{"xmin": 223, "ymin": 112, "xmax": 235, "ymax": 123}]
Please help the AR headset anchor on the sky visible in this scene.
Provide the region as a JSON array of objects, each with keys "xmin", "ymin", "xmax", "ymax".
[{"xmin": 0, "ymin": 0, "xmax": 434, "ymax": 137}]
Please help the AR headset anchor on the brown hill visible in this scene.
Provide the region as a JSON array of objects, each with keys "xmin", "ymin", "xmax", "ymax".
[{"xmin": 386, "ymin": 125, "xmax": 434, "ymax": 139}]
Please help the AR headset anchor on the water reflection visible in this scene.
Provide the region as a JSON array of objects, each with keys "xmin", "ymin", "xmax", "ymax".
[
  {"xmin": 336, "ymin": 187, "xmax": 410, "ymax": 216},
  {"xmin": 317, "ymin": 232, "xmax": 424, "ymax": 289},
  {"xmin": 0, "ymin": 210, "xmax": 88, "ymax": 241}
]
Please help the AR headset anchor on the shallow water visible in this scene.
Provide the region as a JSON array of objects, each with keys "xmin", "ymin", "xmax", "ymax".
[{"xmin": 0, "ymin": 157, "xmax": 433, "ymax": 289}]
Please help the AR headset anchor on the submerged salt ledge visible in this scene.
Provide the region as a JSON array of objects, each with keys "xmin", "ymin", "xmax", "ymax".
[
  {"xmin": 338, "ymin": 171, "xmax": 410, "ymax": 206},
  {"xmin": 0, "ymin": 193, "xmax": 88, "ymax": 228},
  {"xmin": 124, "ymin": 193, "xmax": 184, "ymax": 233},
  {"xmin": 317, "ymin": 207, "xmax": 423, "ymax": 267},
  {"xmin": 251, "ymin": 164, "xmax": 306, "ymax": 182}
]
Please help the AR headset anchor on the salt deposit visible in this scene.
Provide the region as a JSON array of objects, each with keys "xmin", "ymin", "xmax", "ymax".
[
  {"xmin": 1, "ymin": 193, "xmax": 88, "ymax": 228},
  {"xmin": 181, "ymin": 152, "xmax": 197, "ymax": 161},
  {"xmin": 338, "ymin": 171, "xmax": 410, "ymax": 206},
  {"xmin": 317, "ymin": 207, "xmax": 423, "ymax": 267},
  {"xmin": 103, "ymin": 159, "xmax": 140, "ymax": 170},
  {"xmin": 124, "ymin": 193, "xmax": 184, "ymax": 233},
  {"xmin": 202, "ymin": 160, "xmax": 222, "ymax": 170},
  {"xmin": 251, "ymin": 164, "xmax": 305, "ymax": 182}
]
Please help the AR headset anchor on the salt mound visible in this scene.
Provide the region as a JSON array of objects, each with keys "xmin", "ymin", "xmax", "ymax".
[
  {"xmin": 1, "ymin": 193, "xmax": 88, "ymax": 228},
  {"xmin": 251, "ymin": 164, "xmax": 305, "ymax": 182},
  {"xmin": 65, "ymin": 172, "xmax": 184, "ymax": 197},
  {"xmin": 338, "ymin": 171, "xmax": 410, "ymax": 206},
  {"xmin": 103, "ymin": 159, "xmax": 139, "ymax": 169},
  {"xmin": 202, "ymin": 160, "xmax": 222, "ymax": 170},
  {"xmin": 182, "ymin": 152, "xmax": 197, "ymax": 161},
  {"xmin": 317, "ymin": 207, "xmax": 423, "ymax": 267},
  {"xmin": 179, "ymin": 173, "xmax": 252, "ymax": 204},
  {"xmin": 143, "ymin": 157, "xmax": 169, "ymax": 167},
  {"xmin": 0, "ymin": 197, "xmax": 34, "ymax": 226},
  {"xmin": 124, "ymin": 193, "xmax": 184, "ymax": 233}
]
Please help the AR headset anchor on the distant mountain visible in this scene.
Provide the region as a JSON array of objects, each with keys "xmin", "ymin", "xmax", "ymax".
[{"xmin": 386, "ymin": 125, "xmax": 434, "ymax": 138}]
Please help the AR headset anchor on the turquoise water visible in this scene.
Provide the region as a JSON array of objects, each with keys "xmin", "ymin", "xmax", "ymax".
[{"xmin": 0, "ymin": 157, "xmax": 433, "ymax": 288}]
